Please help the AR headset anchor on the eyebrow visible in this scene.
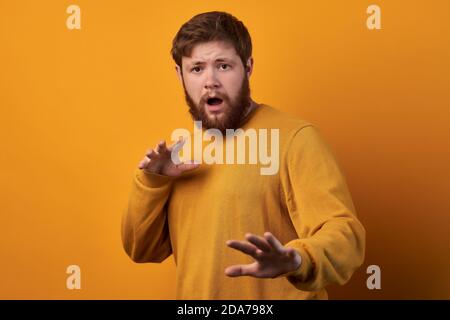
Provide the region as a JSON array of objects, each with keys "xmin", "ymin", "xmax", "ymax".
[{"xmin": 189, "ymin": 58, "xmax": 234, "ymax": 66}]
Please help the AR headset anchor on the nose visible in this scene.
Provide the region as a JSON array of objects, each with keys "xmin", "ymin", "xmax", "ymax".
[{"xmin": 204, "ymin": 68, "xmax": 220, "ymax": 90}]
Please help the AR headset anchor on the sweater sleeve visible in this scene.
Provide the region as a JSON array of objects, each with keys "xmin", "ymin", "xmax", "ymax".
[
  {"xmin": 121, "ymin": 168, "xmax": 174, "ymax": 263},
  {"xmin": 279, "ymin": 125, "xmax": 366, "ymax": 291}
]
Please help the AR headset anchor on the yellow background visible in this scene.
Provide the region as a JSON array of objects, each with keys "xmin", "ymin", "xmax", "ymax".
[{"xmin": 1, "ymin": 0, "xmax": 449, "ymax": 299}]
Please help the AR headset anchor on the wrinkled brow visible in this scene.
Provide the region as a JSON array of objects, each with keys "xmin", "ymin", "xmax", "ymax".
[{"xmin": 189, "ymin": 57, "xmax": 235, "ymax": 66}]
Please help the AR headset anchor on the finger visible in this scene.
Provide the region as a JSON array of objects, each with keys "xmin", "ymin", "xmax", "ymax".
[
  {"xmin": 226, "ymin": 240, "xmax": 258, "ymax": 258},
  {"xmin": 156, "ymin": 140, "xmax": 166, "ymax": 153},
  {"xmin": 264, "ymin": 232, "xmax": 285, "ymax": 253},
  {"xmin": 225, "ymin": 264, "xmax": 257, "ymax": 277},
  {"xmin": 245, "ymin": 233, "xmax": 271, "ymax": 252},
  {"xmin": 146, "ymin": 149, "xmax": 157, "ymax": 159},
  {"xmin": 138, "ymin": 157, "xmax": 150, "ymax": 169}
]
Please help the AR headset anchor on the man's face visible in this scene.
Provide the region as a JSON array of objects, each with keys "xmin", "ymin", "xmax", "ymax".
[{"xmin": 176, "ymin": 41, "xmax": 253, "ymax": 132}]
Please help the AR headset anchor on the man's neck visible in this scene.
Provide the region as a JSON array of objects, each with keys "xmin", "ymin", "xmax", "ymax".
[
  {"xmin": 240, "ymin": 99, "xmax": 259, "ymax": 125},
  {"xmin": 248, "ymin": 99, "xmax": 258, "ymax": 114}
]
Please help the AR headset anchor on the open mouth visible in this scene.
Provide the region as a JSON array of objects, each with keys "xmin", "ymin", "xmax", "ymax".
[
  {"xmin": 206, "ymin": 97, "xmax": 223, "ymax": 106},
  {"xmin": 206, "ymin": 97, "xmax": 224, "ymax": 112}
]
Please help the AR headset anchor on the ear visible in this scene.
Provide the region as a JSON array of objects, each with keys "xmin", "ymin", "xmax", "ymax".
[
  {"xmin": 175, "ymin": 64, "xmax": 183, "ymax": 84},
  {"xmin": 245, "ymin": 57, "xmax": 254, "ymax": 78}
]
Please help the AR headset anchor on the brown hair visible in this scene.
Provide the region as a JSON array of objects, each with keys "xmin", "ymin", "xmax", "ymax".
[{"xmin": 171, "ymin": 11, "xmax": 252, "ymax": 69}]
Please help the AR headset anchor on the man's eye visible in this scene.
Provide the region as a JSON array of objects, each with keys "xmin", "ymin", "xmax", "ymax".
[
  {"xmin": 191, "ymin": 67, "xmax": 202, "ymax": 73},
  {"xmin": 219, "ymin": 64, "xmax": 229, "ymax": 70}
]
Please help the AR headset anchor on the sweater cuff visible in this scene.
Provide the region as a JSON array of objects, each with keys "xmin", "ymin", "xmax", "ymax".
[
  {"xmin": 135, "ymin": 168, "xmax": 174, "ymax": 188},
  {"xmin": 279, "ymin": 240, "xmax": 314, "ymax": 283}
]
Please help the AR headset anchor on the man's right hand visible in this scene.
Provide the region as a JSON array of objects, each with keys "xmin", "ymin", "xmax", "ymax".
[{"xmin": 138, "ymin": 139, "xmax": 200, "ymax": 177}]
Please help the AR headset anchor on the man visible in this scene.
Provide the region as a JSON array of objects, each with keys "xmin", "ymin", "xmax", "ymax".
[{"xmin": 122, "ymin": 11, "xmax": 365, "ymax": 299}]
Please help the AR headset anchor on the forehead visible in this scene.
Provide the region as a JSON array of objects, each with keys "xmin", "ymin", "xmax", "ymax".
[{"xmin": 183, "ymin": 41, "xmax": 239, "ymax": 64}]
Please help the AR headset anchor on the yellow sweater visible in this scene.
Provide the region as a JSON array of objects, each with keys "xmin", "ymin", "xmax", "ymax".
[{"xmin": 122, "ymin": 104, "xmax": 365, "ymax": 299}]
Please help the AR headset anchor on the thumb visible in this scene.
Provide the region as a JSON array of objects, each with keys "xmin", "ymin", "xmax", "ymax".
[{"xmin": 287, "ymin": 247, "xmax": 297, "ymax": 258}]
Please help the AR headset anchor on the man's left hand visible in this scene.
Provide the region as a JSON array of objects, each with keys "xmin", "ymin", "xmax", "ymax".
[{"xmin": 225, "ymin": 232, "xmax": 302, "ymax": 278}]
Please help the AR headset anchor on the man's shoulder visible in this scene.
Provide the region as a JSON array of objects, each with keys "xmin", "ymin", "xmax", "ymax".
[{"xmin": 255, "ymin": 104, "xmax": 315, "ymax": 132}]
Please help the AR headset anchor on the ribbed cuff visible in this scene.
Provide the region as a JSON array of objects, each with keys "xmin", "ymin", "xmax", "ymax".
[{"xmin": 279, "ymin": 240, "xmax": 314, "ymax": 282}]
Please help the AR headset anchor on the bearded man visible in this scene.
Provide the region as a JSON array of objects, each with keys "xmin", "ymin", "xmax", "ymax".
[{"xmin": 122, "ymin": 11, "xmax": 365, "ymax": 300}]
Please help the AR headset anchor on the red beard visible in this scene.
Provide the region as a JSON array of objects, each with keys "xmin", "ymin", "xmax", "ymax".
[{"xmin": 183, "ymin": 75, "xmax": 251, "ymax": 134}]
